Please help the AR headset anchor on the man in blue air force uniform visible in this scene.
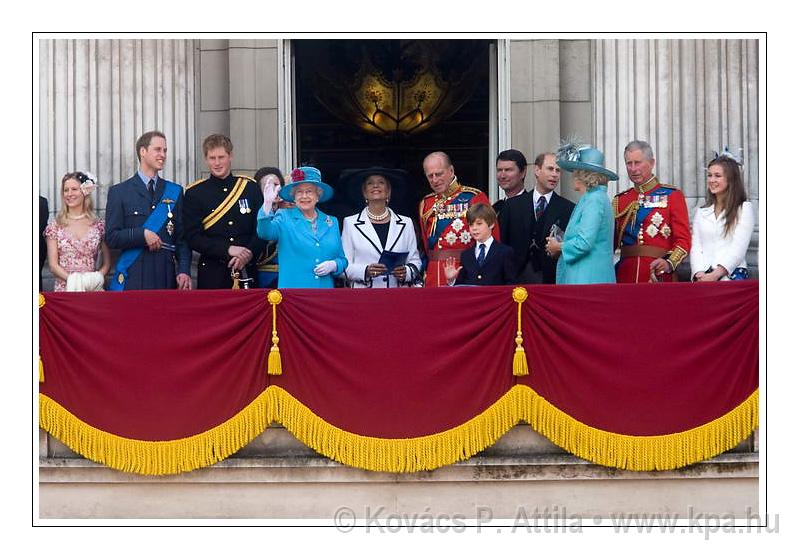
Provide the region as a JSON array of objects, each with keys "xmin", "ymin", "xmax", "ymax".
[{"xmin": 105, "ymin": 130, "xmax": 192, "ymax": 290}]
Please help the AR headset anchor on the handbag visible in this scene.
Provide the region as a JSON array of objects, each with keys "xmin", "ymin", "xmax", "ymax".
[{"xmin": 66, "ymin": 271, "xmax": 105, "ymax": 292}]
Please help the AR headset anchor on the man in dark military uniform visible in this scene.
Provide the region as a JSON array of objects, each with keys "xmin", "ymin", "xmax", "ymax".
[{"xmin": 183, "ymin": 134, "xmax": 266, "ymax": 289}]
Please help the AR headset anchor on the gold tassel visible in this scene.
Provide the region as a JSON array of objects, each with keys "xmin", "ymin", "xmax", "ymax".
[
  {"xmin": 512, "ymin": 287, "xmax": 530, "ymax": 376},
  {"xmin": 231, "ymin": 271, "xmax": 240, "ymax": 290},
  {"xmin": 38, "ymin": 293, "xmax": 45, "ymax": 383},
  {"xmin": 267, "ymin": 290, "xmax": 283, "ymax": 375}
]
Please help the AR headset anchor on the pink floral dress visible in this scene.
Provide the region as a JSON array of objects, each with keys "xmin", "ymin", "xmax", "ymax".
[{"xmin": 44, "ymin": 220, "xmax": 105, "ymax": 291}]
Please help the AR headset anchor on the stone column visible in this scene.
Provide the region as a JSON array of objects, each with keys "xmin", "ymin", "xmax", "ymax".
[
  {"xmin": 38, "ymin": 39, "xmax": 196, "ymax": 213},
  {"xmin": 509, "ymin": 39, "xmax": 561, "ymax": 192},
  {"xmin": 593, "ymin": 38, "xmax": 759, "ymax": 270},
  {"xmin": 593, "ymin": 43, "xmax": 759, "ymax": 203},
  {"xmin": 195, "ymin": 40, "xmax": 281, "ymax": 180},
  {"xmin": 508, "ymin": 39, "xmax": 593, "ymax": 203}
]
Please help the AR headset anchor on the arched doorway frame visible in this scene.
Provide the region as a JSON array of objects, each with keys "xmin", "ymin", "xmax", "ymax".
[{"xmin": 277, "ymin": 38, "xmax": 512, "ymax": 202}]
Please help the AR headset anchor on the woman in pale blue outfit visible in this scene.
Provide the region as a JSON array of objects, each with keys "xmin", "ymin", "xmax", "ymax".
[
  {"xmin": 545, "ymin": 144, "xmax": 617, "ymax": 285},
  {"xmin": 257, "ymin": 166, "xmax": 347, "ymax": 288}
]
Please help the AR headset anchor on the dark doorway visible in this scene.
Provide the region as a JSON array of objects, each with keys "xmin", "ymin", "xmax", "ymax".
[{"xmin": 293, "ymin": 39, "xmax": 492, "ymax": 224}]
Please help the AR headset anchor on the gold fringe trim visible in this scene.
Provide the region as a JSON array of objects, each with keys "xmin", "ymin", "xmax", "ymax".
[
  {"xmin": 38, "ymin": 385, "xmax": 759, "ymax": 475},
  {"xmin": 271, "ymin": 385, "xmax": 526, "ymax": 473},
  {"xmin": 519, "ymin": 387, "xmax": 759, "ymax": 471},
  {"xmin": 39, "ymin": 391, "xmax": 276, "ymax": 476}
]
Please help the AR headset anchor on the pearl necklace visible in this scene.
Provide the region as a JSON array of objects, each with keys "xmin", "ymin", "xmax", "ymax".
[{"xmin": 367, "ymin": 207, "xmax": 389, "ymax": 221}]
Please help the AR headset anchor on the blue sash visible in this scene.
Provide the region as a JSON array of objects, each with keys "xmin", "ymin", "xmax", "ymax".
[{"xmin": 110, "ymin": 181, "xmax": 182, "ymax": 291}]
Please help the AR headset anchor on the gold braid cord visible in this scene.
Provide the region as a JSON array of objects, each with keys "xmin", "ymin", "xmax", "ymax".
[
  {"xmin": 38, "ymin": 294, "xmax": 45, "ymax": 383},
  {"xmin": 267, "ymin": 290, "xmax": 283, "ymax": 375},
  {"xmin": 512, "ymin": 287, "xmax": 530, "ymax": 376}
]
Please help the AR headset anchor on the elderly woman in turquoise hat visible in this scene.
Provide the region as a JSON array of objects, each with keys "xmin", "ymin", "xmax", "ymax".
[
  {"xmin": 545, "ymin": 143, "xmax": 617, "ymax": 284},
  {"xmin": 257, "ymin": 166, "xmax": 347, "ymax": 288}
]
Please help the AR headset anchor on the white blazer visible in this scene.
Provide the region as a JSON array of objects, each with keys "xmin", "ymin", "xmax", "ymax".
[
  {"xmin": 690, "ymin": 201, "xmax": 755, "ymax": 279},
  {"xmin": 341, "ymin": 208, "xmax": 422, "ymax": 288}
]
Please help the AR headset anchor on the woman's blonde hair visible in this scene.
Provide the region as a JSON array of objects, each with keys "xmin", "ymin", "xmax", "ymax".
[
  {"xmin": 56, "ymin": 172, "xmax": 98, "ymax": 226},
  {"xmin": 573, "ymin": 169, "xmax": 610, "ymax": 188}
]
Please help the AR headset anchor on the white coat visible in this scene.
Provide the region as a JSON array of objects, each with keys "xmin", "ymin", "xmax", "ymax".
[
  {"xmin": 690, "ymin": 201, "xmax": 755, "ymax": 279},
  {"xmin": 341, "ymin": 208, "xmax": 422, "ymax": 288}
]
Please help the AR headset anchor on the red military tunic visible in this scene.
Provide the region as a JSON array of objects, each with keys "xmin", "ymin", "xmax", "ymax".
[
  {"xmin": 613, "ymin": 176, "xmax": 691, "ymax": 283},
  {"xmin": 418, "ymin": 181, "xmax": 498, "ymax": 287}
]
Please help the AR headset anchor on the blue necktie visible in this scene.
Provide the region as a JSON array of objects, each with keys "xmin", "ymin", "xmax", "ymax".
[
  {"xmin": 535, "ymin": 196, "xmax": 546, "ymax": 221},
  {"xmin": 477, "ymin": 243, "xmax": 486, "ymax": 266}
]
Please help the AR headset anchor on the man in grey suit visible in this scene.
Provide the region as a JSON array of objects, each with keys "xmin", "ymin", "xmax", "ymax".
[
  {"xmin": 105, "ymin": 130, "xmax": 192, "ymax": 290},
  {"xmin": 499, "ymin": 152, "xmax": 575, "ymax": 284}
]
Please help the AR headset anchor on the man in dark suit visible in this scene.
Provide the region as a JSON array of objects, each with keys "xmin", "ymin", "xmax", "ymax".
[
  {"xmin": 492, "ymin": 149, "xmax": 527, "ymax": 216},
  {"xmin": 498, "ymin": 152, "xmax": 575, "ymax": 284},
  {"xmin": 445, "ymin": 204, "xmax": 516, "ymax": 286},
  {"xmin": 105, "ymin": 130, "xmax": 192, "ymax": 290}
]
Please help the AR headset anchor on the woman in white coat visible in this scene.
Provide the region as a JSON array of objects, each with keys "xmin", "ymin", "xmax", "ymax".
[
  {"xmin": 690, "ymin": 150, "xmax": 755, "ymax": 281},
  {"xmin": 340, "ymin": 167, "xmax": 422, "ymax": 288}
]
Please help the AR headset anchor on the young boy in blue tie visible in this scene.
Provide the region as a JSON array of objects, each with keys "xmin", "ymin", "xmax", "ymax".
[{"xmin": 444, "ymin": 203, "xmax": 516, "ymax": 286}]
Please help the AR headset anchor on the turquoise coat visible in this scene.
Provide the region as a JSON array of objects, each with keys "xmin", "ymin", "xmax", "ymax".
[
  {"xmin": 257, "ymin": 206, "xmax": 347, "ymax": 288},
  {"xmin": 556, "ymin": 185, "xmax": 616, "ymax": 285}
]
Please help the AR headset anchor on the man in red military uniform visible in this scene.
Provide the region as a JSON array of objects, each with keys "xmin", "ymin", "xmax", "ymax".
[
  {"xmin": 613, "ymin": 140, "xmax": 691, "ymax": 283},
  {"xmin": 419, "ymin": 151, "xmax": 499, "ymax": 287}
]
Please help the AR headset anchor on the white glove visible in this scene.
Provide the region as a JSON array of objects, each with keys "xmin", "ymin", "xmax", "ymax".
[
  {"xmin": 261, "ymin": 178, "xmax": 281, "ymax": 210},
  {"xmin": 313, "ymin": 260, "xmax": 337, "ymax": 276}
]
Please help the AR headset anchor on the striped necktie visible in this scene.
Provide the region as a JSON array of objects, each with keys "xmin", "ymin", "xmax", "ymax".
[{"xmin": 535, "ymin": 195, "xmax": 546, "ymax": 221}]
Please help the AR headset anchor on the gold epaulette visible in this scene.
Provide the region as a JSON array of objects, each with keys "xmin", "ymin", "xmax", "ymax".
[
  {"xmin": 460, "ymin": 186, "xmax": 483, "ymax": 195},
  {"xmin": 659, "ymin": 183, "xmax": 680, "ymax": 191},
  {"xmin": 419, "ymin": 195, "xmax": 432, "ymax": 215},
  {"xmin": 612, "ymin": 188, "xmax": 630, "ymax": 216},
  {"xmin": 236, "ymin": 174, "xmax": 255, "ymax": 183},
  {"xmin": 186, "ymin": 178, "xmax": 205, "ymax": 190}
]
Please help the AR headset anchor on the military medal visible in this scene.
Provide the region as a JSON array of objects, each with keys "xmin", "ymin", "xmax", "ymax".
[
  {"xmin": 163, "ymin": 199, "xmax": 176, "ymax": 237},
  {"xmin": 239, "ymin": 199, "xmax": 251, "ymax": 214}
]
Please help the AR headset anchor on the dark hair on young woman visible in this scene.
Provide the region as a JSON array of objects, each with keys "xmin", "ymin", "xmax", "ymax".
[
  {"xmin": 253, "ymin": 166, "xmax": 285, "ymax": 187},
  {"xmin": 703, "ymin": 155, "xmax": 748, "ymax": 238}
]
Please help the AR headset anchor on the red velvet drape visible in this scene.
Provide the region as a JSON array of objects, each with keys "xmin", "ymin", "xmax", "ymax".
[{"xmin": 39, "ymin": 282, "xmax": 758, "ymax": 441}]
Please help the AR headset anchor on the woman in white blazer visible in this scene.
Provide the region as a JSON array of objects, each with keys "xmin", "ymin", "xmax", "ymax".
[
  {"xmin": 690, "ymin": 151, "xmax": 755, "ymax": 281},
  {"xmin": 340, "ymin": 168, "xmax": 422, "ymax": 288}
]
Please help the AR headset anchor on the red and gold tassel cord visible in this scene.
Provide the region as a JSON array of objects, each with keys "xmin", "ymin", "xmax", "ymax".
[
  {"xmin": 512, "ymin": 287, "xmax": 529, "ymax": 376},
  {"xmin": 38, "ymin": 293, "xmax": 45, "ymax": 383},
  {"xmin": 267, "ymin": 289, "xmax": 283, "ymax": 375}
]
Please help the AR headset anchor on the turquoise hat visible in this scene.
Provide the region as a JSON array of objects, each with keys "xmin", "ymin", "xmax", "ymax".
[
  {"xmin": 280, "ymin": 166, "xmax": 334, "ymax": 203},
  {"xmin": 556, "ymin": 143, "xmax": 619, "ymax": 182}
]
